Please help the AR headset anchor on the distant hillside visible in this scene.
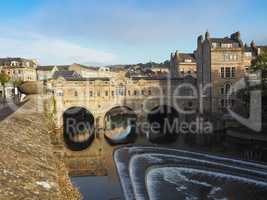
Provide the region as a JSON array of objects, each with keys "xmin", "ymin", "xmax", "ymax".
[{"xmin": 106, "ymin": 60, "xmax": 170, "ymax": 71}]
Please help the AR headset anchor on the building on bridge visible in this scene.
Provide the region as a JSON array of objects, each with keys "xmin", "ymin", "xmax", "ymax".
[{"xmin": 49, "ymin": 69, "xmax": 197, "ymax": 136}]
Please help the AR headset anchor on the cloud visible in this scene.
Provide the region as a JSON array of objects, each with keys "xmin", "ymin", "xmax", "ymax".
[
  {"xmin": 0, "ymin": 29, "xmax": 117, "ymax": 65},
  {"xmin": 23, "ymin": 0, "xmax": 246, "ymax": 45},
  {"xmin": 0, "ymin": 0, "xmax": 266, "ymax": 65}
]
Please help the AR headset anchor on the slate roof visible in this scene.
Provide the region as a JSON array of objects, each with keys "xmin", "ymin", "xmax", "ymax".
[
  {"xmin": 178, "ymin": 53, "xmax": 196, "ymax": 62},
  {"xmin": 37, "ymin": 65, "xmax": 55, "ymax": 71},
  {"xmin": 0, "ymin": 57, "xmax": 36, "ymax": 67},
  {"xmin": 0, "ymin": 57, "xmax": 32, "ymax": 63},
  {"xmin": 53, "ymin": 70, "xmax": 110, "ymax": 81},
  {"xmin": 53, "ymin": 70, "xmax": 82, "ymax": 80},
  {"xmin": 56, "ymin": 65, "xmax": 70, "ymax": 71},
  {"xmin": 210, "ymin": 37, "xmax": 237, "ymax": 43}
]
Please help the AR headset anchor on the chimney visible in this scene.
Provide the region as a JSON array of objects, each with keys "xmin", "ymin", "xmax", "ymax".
[
  {"xmin": 250, "ymin": 40, "xmax": 256, "ymax": 48},
  {"xmin": 205, "ymin": 31, "xmax": 210, "ymax": 40},
  {"xmin": 231, "ymin": 31, "xmax": 241, "ymax": 41}
]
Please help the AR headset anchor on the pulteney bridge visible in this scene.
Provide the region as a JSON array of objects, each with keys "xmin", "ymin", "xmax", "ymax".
[{"xmin": 49, "ymin": 73, "xmax": 197, "ymax": 148}]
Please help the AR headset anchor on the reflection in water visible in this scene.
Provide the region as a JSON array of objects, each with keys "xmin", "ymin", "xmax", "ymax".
[
  {"xmin": 71, "ymin": 176, "xmax": 121, "ymax": 200},
  {"xmin": 67, "ymin": 118, "xmax": 267, "ymax": 199}
]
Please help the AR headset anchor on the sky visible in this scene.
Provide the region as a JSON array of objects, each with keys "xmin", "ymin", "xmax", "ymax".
[{"xmin": 0, "ymin": 0, "xmax": 267, "ymax": 66}]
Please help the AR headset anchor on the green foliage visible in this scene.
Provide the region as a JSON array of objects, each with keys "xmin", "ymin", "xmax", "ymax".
[
  {"xmin": 13, "ymin": 79, "xmax": 23, "ymax": 87},
  {"xmin": 0, "ymin": 72, "xmax": 11, "ymax": 86},
  {"xmin": 251, "ymin": 53, "xmax": 267, "ymax": 71}
]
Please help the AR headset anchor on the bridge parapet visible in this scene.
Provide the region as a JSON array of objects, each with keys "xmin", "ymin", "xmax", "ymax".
[{"xmin": 0, "ymin": 96, "xmax": 80, "ymax": 200}]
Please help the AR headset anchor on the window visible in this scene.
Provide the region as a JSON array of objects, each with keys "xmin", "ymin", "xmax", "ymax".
[
  {"xmin": 89, "ymin": 91, "xmax": 93, "ymax": 96},
  {"xmin": 221, "ymin": 43, "xmax": 232, "ymax": 48},
  {"xmin": 74, "ymin": 91, "xmax": 78, "ymax": 96},
  {"xmin": 221, "ymin": 67, "xmax": 225, "ymax": 78},
  {"xmin": 231, "ymin": 99, "xmax": 235, "ymax": 107},
  {"xmin": 188, "ymin": 101, "xmax": 193, "ymax": 107},
  {"xmin": 221, "ymin": 88, "xmax": 224, "ymax": 95},
  {"xmin": 184, "ymin": 59, "xmax": 192, "ymax": 63},
  {"xmin": 225, "ymin": 67, "xmax": 231, "ymax": 78},
  {"xmin": 225, "ymin": 83, "xmax": 231, "ymax": 94},
  {"xmin": 212, "ymin": 43, "xmax": 217, "ymax": 48},
  {"xmin": 221, "ymin": 99, "xmax": 225, "ymax": 107},
  {"xmin": 105, "ymin": 91, "xmax": 108, "ymax": 96},
  {"xmin": 148, "ymin": 90, "xmax": 152, "ymax": 95},
  {"xmin": 134, "ymin": 90, "xmax": 137, "ymax": 96},
  {"xmin": 97, "ymin": 91, "xmax": 101, "ymax": 96},
  {"xmin": 111, "ymin": 91, "xmax": 114, "ymax": 96},
  {"xmin": 116, "ymin": 85, "xmax": 124, "ymax": 96},
  {"xmin": 141, "ymin": 90, "xmax": 145, "ymax": 95},
  {"xmin": 231, "ymin": 67, "xmax": 236, "ymax": 78},
  {"xmin": 128, "ymin": 90, "xmax": 131, "ymax": 96}
]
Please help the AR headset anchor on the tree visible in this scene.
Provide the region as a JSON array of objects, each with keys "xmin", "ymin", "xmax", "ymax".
[
  {"xmin": 0, "ymin": 71, "xmax": 11, "ymax": 102},
  {"xmin": 13, "ymin": 79, "xmax": 23, "ymax": 87},
  {"xmin": 251, "ymin": 53, "xmax": 267, "ymax": 72},
  {"xmin": 12, "ymin": 79, "xmax": 23, "ymax": 102},
  {"xmin": 251, "ymin": 53, "xmax": 267, "ymax": 94},
  {"xmin": 251, "ymin": 53, "xmax": 267, "ymax": 129}
]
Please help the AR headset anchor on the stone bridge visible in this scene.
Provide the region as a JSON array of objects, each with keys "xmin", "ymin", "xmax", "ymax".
[
  {"xmin": 50, "ymin": 75, "xmax": 197, "ymax": 131},
  {"xmin": 0, "ymin": 96, "xmax": 80, "ymax": 200}
]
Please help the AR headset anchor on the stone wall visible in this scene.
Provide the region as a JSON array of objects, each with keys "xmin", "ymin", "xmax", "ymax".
[{"xmin": 0, "ymin": 96, "xmax": 81, "ymax": 200}]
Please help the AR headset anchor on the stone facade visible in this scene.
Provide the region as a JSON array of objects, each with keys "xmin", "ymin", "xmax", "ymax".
[
  {"xmin": 37, "ymin": 63, "xmax": 117, "ymax": 81},
  {"xmin": 0, "ymin": 58, "xmax": 37, "ymax": 100},
  {"xmin": 170, "ymin": 51, "xmax": 197, "ymax": 78},
  {"xmin": 50, "ymin": 73, "xmax": 197, "ymax": 130},
  {"xmin": 195, "ymin": 31, "xmax": 253, "ymax": 113},
  {"xmin": 0, "ymin": 57, "xmax": 37, "ymax": 81}
]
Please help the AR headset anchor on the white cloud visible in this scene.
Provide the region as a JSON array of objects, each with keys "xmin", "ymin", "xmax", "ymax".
[{"xmin": 0, "ymin": 30, "xmax": 117, "ymax": 65}]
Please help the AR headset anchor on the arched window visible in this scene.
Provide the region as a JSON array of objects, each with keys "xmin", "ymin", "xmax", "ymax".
[
  {"xmin": 116, "ymin": 84, "xmax": 125, "ymax": 96},
  {"xmin": 225, "ymin": 83, "xmax": 231, "ymax": 94}
]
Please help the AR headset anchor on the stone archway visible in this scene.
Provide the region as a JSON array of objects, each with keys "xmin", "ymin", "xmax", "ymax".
[
  {"xmin": 63, "ymin": 106, "xmax": 95, "ymax": 151},
  {"xmin": 103, "ymin": 106, "xmax": 137, "ymax": 144},
  {"xmin": 104, "ymin": 106, "xmax": 136, "ymax": 130},
  {"xmin": 147, "ymin": 105, "xmax": 179, "ymax": 143}
]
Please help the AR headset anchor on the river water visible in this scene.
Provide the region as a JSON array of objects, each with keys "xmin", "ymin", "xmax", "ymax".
[{"xmin": 70, "ymin": 132, "xmax": 267, "ymax": 200}]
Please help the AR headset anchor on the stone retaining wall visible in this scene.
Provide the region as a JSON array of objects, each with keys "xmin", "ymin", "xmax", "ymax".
[{"xmin": 0, "ymin": 96, "xmax": 81, "ymax": 200}]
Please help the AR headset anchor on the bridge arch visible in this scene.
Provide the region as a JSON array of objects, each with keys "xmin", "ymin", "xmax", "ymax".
[
  {"xmin": 104, "ymin": 106, "xmax": 137, "ymax": 130},
  {"xmin": 146, "ymin": 104, "xmax": 179, "ymax": 143},
  {"xmin": 63, "ymin": 106, "xmax": 95, "ymax": 151}
]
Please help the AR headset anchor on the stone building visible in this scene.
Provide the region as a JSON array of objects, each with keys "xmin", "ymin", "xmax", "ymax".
[
  {"xmin": 0, "ymin": 57, "xmax": 37, "ymax": 81},
  {"xmin": 195, "ymin": 31, "xmax": 253, "ymax": 113},
  {"xmin": 170, "ymin": 51, "xmax": 197, "ymax": 78},
  {"xmin": 37, "ymin": 63, "xmax": 116, "ymax": 81},
  {"xmin": 0, "ymin": 57, "xmax": 37, "ymax": 100},
  {"xmin": 37, "ymin": 65, "xmax": 59, "ymax": 81},
  {"xmin": 249, "ymin": 40, "xmax": 267, "ymax": 57}
]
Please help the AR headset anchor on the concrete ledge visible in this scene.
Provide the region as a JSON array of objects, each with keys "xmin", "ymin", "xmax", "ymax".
[{"xmin": 0, "ymin": 96, "xmax": 80, "ymax": 200}]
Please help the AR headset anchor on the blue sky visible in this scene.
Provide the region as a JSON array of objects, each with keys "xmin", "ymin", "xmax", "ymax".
[{"xmin": 0, "ymin": 0, "xmax": 267, "ymax": 65}]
